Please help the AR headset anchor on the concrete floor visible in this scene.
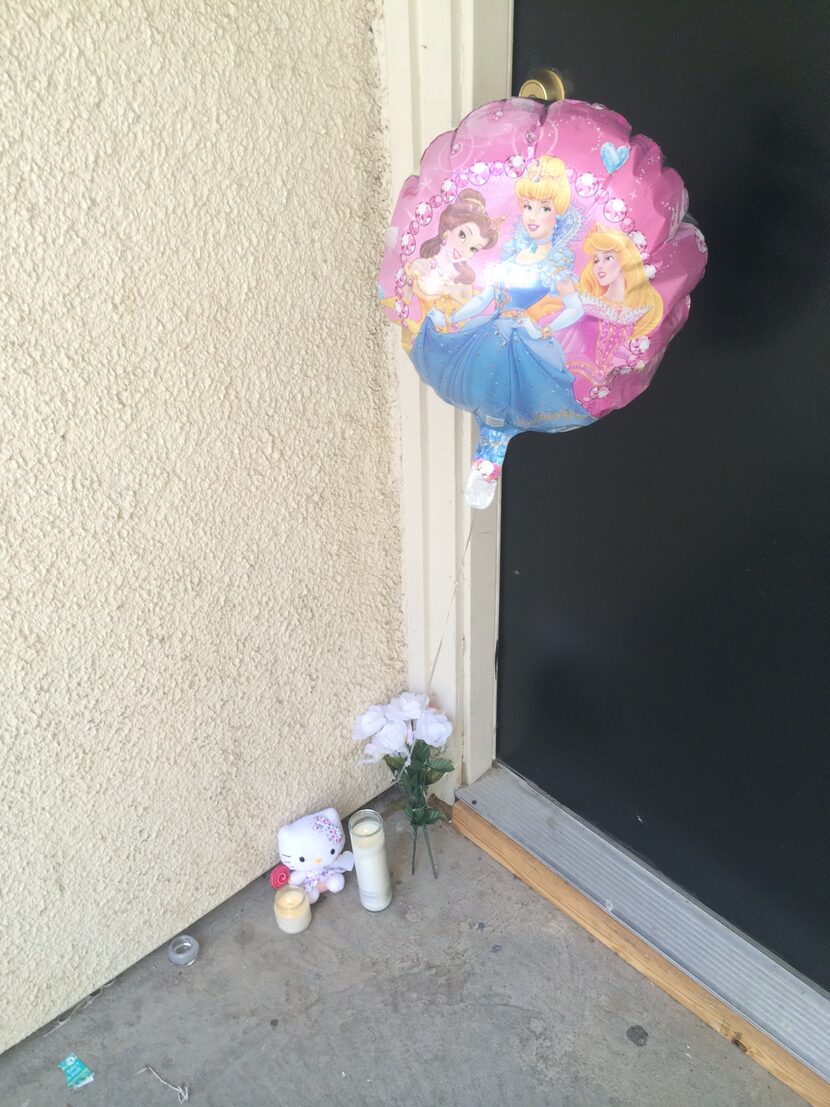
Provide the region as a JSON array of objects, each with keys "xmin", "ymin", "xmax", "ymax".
[{"xmin": 2, "ymin": 804, "xmax": 805, "ymax": 1107}]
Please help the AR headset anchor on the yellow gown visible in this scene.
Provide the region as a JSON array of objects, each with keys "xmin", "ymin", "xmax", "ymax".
[{"xmin": 383, "ymin": 262, "xmax": 471, "ymax": 353}]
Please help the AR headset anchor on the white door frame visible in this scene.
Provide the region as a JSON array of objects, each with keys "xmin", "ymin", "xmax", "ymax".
[{"xmin": 379, "ymin": 0, "xmax": 513, "ymax": 793}]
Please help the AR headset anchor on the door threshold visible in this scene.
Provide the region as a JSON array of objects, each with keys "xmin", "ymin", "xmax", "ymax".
[{"xmin": 455, "ymin": 763, "xmax": 830, "ymax": 1107}]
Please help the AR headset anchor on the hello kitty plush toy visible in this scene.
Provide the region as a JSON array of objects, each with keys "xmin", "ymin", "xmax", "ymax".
[{"xmin": 272, "ymin": 808, "xmax": 355, "ymax": 905}]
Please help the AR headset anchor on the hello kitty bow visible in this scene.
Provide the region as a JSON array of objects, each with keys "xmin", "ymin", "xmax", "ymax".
[{"xmin": 312, "ymin": 814, "xmax": 344, "ymax": 845}]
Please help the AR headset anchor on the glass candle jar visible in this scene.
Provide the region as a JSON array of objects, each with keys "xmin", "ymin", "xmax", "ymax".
[
  {"xmin": 348, "ymin": 809, "xmax": 392, "ymax": 912},
  {"xmin": 167, "ymin": 934, "xmax": 199, "ymax": 966},
  {"xmin": 273, "ymin": 886, "xmax": 311, "ymax": 934}
]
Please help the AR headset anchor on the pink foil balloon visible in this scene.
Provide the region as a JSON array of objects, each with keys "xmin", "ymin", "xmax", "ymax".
[{"xmin": 379, "ymin": 98, "xmax": 707, "ymax": 507}]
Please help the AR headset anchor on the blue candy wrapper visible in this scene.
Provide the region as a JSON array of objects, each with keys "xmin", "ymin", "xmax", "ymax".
[{"xmin": 59, "ymin": 1054, "xmax": 94, "ymax": 1089}]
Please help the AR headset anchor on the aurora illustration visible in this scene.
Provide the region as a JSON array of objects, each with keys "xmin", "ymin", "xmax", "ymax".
[
  {"xmin": 562, "ymin": 225, "xmax": 664, "ymax": 409},
  {"xmin": 409, "ymin": 155, "xmax": 595, "ymax": 507}
]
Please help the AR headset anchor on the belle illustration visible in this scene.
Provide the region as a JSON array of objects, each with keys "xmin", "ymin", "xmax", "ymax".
[
  {"xmin": 563, "ymin": 225, "xmax": 664, "ymax": 410},
  {"xmin": 409, "ymin": 155, "xmax": 595, "ymax": 506},
  {"xmin": 395, "ymin": 189, "xmax": 500, "ymax": 352}
]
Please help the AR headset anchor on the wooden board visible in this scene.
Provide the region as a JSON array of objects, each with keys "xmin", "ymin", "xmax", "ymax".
[{"xmin": 452, "ymin": 798, "xmax": 830, "ymax": 1107}]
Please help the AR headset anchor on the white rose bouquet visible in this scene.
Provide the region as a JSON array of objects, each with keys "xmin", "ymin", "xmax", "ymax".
[{"xmin": 352, "ymin": 693, "xmax": 454, "ymax": 878}]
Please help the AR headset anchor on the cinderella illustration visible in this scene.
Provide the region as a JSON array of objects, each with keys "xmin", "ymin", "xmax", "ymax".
[{"xmin": 410, "ymin": 154, "xmax": 595, "ymax": 507}]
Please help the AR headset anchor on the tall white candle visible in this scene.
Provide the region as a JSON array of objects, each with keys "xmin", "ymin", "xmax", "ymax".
[
  {"xmin": 274, "ymin": 886, "xmax": 312, "ymax": 934},
  {"xmin": 348, "ymin": 809, "xmax": 392, "ymax": 912}
]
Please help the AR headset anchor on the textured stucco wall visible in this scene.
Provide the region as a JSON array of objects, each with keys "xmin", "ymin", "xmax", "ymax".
[{"xmin": 0, "ymin": 0, "xmax": 404, "ymax": 1052}]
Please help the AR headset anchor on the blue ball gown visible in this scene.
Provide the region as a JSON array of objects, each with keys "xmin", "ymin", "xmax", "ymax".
[{"xmin": 410, "ymin": 254, "xmax": 595, "ymax": 472}]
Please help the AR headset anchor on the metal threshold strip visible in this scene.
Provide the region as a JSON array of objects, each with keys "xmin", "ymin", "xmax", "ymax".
[{"xmin": 456, "ymin": 762, "xmax": 830, "ymax": 1084}]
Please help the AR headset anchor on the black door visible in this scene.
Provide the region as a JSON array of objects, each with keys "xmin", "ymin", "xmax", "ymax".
[{"xmin": 499, "ymin": 0, "xmax": 830, "ymax": 990}]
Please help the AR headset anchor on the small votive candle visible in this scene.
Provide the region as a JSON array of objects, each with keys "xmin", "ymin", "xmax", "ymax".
[
  {"xmin": 348, "ymin": 809, "xmax": 392, "ymax": 912},
  {"xmin": 273, "ymin": 886, "xmax": 311, "ymax": 934}
]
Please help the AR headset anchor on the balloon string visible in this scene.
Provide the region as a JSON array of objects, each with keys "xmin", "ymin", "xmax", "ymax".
[
  {"xmin": 427, "ymin": 521, "xmax": 474, "ymax": 696},
  {"xmin": 136, "ymin": 1066, "xmax": 189, "ymax": 1103}
]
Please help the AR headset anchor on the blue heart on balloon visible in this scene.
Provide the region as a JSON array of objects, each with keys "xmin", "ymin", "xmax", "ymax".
[{"xmin": 601, "ymin": 142, "xmax": 630, "ymax": 174}]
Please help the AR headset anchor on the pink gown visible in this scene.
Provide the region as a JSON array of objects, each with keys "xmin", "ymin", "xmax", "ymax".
[{"xmin": 560, "ymin": 295, "xmax": 656, "ymax": 417}]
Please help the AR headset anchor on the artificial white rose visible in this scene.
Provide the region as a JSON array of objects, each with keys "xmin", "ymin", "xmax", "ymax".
[
  {"xmin": 351, "ymin": 705, "xmax": 387, "ymax": 742},
  {"xmin": 387, "ymin": 692, "xmax": 428, "ymax": 722},
  {"xmin": 415, "ymin": 709, "xmax": 453, "ymax": 748},
  {"xmin": 375, "ymin": 719, "xmax": 409, "ymax": 755},
  {"xmin": 358, "ymin": 740, "xmax": 386, "ymax": 766},
  {"xmin": 352, "ymin": 696, "xmax": 455, "ymax": 877}
]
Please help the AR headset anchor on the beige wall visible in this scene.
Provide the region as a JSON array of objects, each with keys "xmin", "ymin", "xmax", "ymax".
[{"xmin": 0, "ymin": 0, "xmax": 404, "ymax": 1051}]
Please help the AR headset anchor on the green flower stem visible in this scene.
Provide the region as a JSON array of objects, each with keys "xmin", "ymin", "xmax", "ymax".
[
  {"xmin": 384, "ymin": 737, "xmax": 454, "ymax": 877},
  {"xmin": 422, "ymin": 825, "xmax": 437, "ymax": 879}
]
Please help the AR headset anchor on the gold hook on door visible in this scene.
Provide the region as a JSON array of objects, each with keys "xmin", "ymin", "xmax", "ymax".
[{"xmin": 518, "ymin": 68, "xmax": 566, "ymax": 102}]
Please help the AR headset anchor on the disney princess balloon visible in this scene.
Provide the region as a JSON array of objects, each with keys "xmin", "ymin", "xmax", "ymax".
[{"xmin": 379, "ymin": 98, "xmax": 707, "ymax": 507}]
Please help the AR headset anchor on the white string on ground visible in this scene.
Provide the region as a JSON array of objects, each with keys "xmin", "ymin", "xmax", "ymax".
[
  {"xmin": 136, "ymin": 1065, "xmax": 189, "ymax": 1103},
  {"xmin": 426, "ymin": 521, "xmax": 474, "ymax": 696}
]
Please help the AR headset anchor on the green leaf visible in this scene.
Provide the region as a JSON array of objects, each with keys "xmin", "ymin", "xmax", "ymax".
[
  {"xmin": 425, "ymin": 769, "xmax": 443, "ymax": 784},
  {"xmin": 411, "ymin": 739, "xmax": 430, "ymax": 763},
  {"xmin": 427, "ymin": 757, "xmax": 455, "ymax": 775},
  {"xmin": 424, "ymin": 807, "xmax": 444, "ymax": 824},
  {"xmin": 398, "ymin": 772, "xmax": 419, "ymax": 799},
  {"xmin": 383, "ymin": 755, "xmax": 405, "ymax": 771}
]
